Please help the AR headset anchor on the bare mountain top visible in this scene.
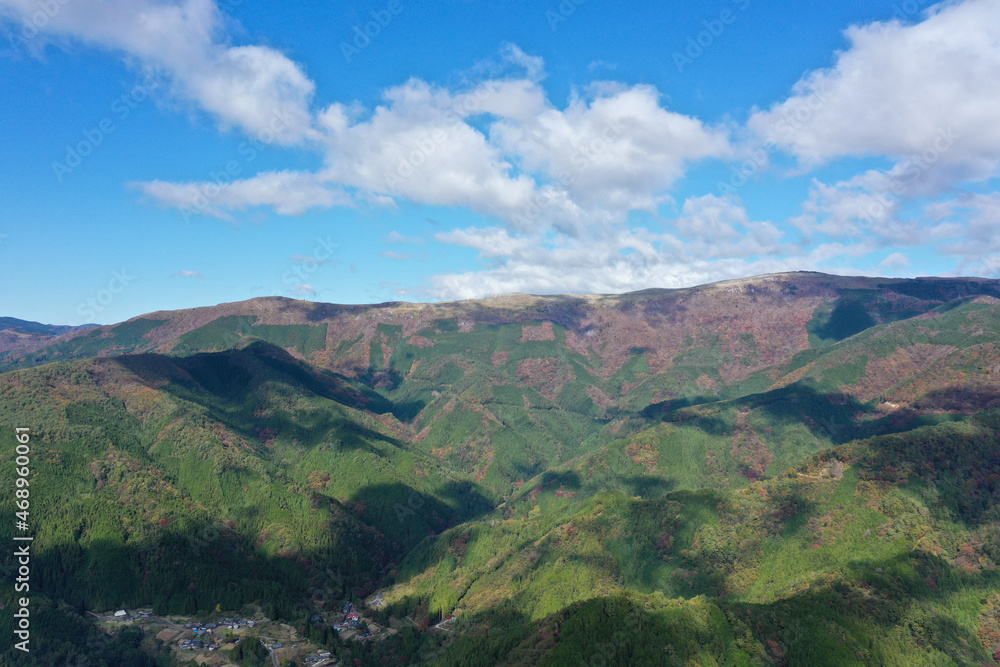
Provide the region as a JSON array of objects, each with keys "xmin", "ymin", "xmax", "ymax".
[{"xmin": 4, "ymin": 272, "xmax": 999, "ymax": 376}]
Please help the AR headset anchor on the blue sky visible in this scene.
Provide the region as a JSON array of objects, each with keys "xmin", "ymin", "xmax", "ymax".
[{"xmin": 1, "ymin": 0, "xmax": 998, "ymax": 325}]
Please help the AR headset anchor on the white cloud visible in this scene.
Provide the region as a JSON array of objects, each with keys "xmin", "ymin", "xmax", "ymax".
[
  {"xmin": 748, "ymin": 0, "xmax": 1000, "ymax": 186},
  {"xmin": 493, "ymin": 85, "xmax": 731, "ymax": 215},
  {"xmin": 133, "ymin": 53, "xmax": 731, "ymax": 232},
  {"xmin": 315, "ymin": 77, "xmax": 541, "ymax": 225},
  {"xmin": 18, "ymin": 2, "xmax": 996, "ymax": 294},
  {"xmin": 2, "ymin": 1, "xmax": 735, "ymax": 232},
  {"xmin": 881, "ymin": 252, "xmax": 910, "ymax": 271},
  {"xmin": 136, "ymin": 171, "xmax": 349, "ymax": 220},
  {"xmin": 429, "ymin": 196, "xmax": 799, "ymax": 299},
  {"xmin": 789, "ymin": 171, "xmax": 913, "ymax": 243},
  {"xmin": 587, "ymin": 60, "xmax": 618, "ymax": 72},
  {"xmin": 288, "ymin": 284, "xmax": 317, "ymax": 297},
  {"xmin": 172, "ymin": 270, "xmax": 204, "ymax": 278},
  {"xmin": 0, "ymin": 0, "xmax": 316, "ymax": 143},
  {"xmin": 925, "ymin": 191, "xmax": 1000, "ymax": 270},
  {"xmin": 430, "ymin": 251, "xmax": 821, "ymax": 301},
  {"xmin": 670, "ymin": 195, "xmax": 784, "ymax": 258}
]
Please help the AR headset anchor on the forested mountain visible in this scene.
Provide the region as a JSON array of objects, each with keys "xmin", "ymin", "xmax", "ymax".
[
  {"xmin": 0, "ymin": 317, "xmax": 97, "ymax": 355},
  {"xmin": 3, "ymin": 272, "xmax": 1000, "ymax": 665}
]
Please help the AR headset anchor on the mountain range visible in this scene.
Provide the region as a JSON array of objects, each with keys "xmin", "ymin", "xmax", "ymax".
[{"xmin": 3, "ymin": 271, "xmax": 1000, "ymax": 666}]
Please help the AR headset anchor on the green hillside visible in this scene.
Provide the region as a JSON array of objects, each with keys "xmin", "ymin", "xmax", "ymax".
[
  {"xmin": 0, "ymin": 342, "xmax": 492, "ymax": 665},
  {"xmin": 1, "ymin": 275, "xmax": 999, "ymax": 665}
]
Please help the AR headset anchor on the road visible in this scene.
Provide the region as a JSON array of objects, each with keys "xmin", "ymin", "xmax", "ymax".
[
  {"xmin": 146, "ymin": 615, "xmax": 186, "ymax": 632},
  {"xmin": 86, "ymin": 611, "xmax": 185, "ymax": 633}
]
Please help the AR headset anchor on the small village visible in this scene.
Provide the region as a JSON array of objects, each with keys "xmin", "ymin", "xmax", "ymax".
[{"xmin": 94, "ymin": 598, "xmax": 399, "ymax": 667}]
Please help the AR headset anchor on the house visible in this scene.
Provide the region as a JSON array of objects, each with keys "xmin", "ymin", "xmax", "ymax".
[
  {"xmin": 113, "ymin": 610, "xmax": 128, "ymax": 618},
  {"xmin": 343, "ymin": 602, "xmax": 354, "ymax": 614},
  {"xmin": 347, "ymin": 612, "xmax": 360, "ymax": 621}
]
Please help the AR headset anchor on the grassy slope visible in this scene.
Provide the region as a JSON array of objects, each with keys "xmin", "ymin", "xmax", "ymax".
[{"xmin": 0, "ymin": 342, "xmax": 494, "ymax": 665}]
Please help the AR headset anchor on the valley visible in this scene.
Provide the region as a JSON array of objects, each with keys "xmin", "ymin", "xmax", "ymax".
[{"xmin": 2, "ymin": 272, "xmax": 1000, "ymax": 665}]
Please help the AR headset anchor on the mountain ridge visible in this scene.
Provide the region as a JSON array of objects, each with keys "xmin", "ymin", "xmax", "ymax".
[
  {"xmin": 4, "ymin": 271, "xmax": 1000, "ymax": 665},
  {"xmin": 6, "ymin": 272, "xmax": 1000, "ymax": 374}
]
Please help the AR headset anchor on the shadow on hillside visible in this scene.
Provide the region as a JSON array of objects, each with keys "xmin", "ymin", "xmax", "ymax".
[
  {"xmin": 856, "ymin": 412, "xmax": 1000, "ymax": 527},
  {"xmin": 726, "ymin": 551, "xmax": 997, "ymax": 665},
  {"xmin": 911, "ymin": 385, "xmax": 1000, "ymax": 413},
  {"xmin": 644, "ymin": 383, "xmax": 870, "ymax": 446},
  {"xmin": 859, "ymin": 385, "xmax": 1000, "ymax": 439},
  {"xmin": 811, "ymin": 298, "xmax": 876, "ymax": 343},
  {"xmin": 346, "ymin": 481, "xmax": 494, "ymax": 551},
  {"xmin": 375, "ymin": 547, "xmax": 997, "ymax": 666},
  {"xmin": 23, "ymin": 523, "xmax": 378, "ymax": 622},
  {"xmin": 650, "ymin": 386, "xmax": 1000, "ymax": 528},
  {"xmin": 535, "ymin": 470, "xmax": 583, "ymax": 491},
  {"xmin": 622, "ymin": 475, "xmax": 675, "ymax": 498},
  {"xmin": 21, "ymin": 479, "xmax": 494, "ymax": 623},
  {"xmin": 113, "ymin": 345, "xmax": 424, "ymax": 453},
  {"xmin": 641, "ymin": 293, "xmax": 689, "ymax": 324},
  {"xmin": 506, "ymin": 469, "xmax": 676, "ymax": 508}
]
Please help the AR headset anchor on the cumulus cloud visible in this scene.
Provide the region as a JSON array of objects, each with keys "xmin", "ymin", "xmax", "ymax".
[
  {"xmin": 3, "ymin": 2, "xmax": 732, "ymax": 236},
  {"xmin": 430, "ymin": 195, "xmax": 800, "ymax": 299},
  {"xmin": 729, "ymin": 0, "xmax": 1000, "ymax": 283},
  {"xmin": 881, "ymin": 252, "xmax": 910, "ymax": 272},
  {"xmin": 304, "ymin": 73, "xmax": 722, "ymax": 233},
  {"xmin": 136, "ymin": 171, "xmax": 349, "ymax": 220},
  {"xmin": 315, "ymin": 78, "xmax": 541, "ymax": 226},
  {"xmin": 491, "ymin": 85, "xmax": 731, "ymax": 225},
  {"xmin": 12, "ymin": 0, "xmax": 998, "ymax": 296},
  {"xmin": 428, "ymin": 245, "xmax": 839, "ymax": 300},
  {"xmin": 788, "ymin": 171, "xmax": 917, "ymax": 244},
  {"xmin": 0, "ymin": 0, "xmax": 316, "ymax": 142},
  {"xmin": 748, "ymin": 0, "xmax": 1000, "ymax": 185},
  {"xmin": 121, "ymin": 36, "xmax": 730, "ymax": 231},
  {"xmin": 924, "ymin": 191, "xmax": 1000, "ymax": 272}
]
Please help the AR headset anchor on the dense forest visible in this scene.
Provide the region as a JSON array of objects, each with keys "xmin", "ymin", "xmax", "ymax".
[{"xmin": 2, "ymin": 273, "xmax": 1000, "ymax": 665}]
